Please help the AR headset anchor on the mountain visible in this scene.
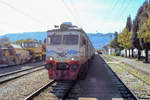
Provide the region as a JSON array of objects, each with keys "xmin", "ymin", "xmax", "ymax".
[
  {"xmin": 0, "ymin": 32, "xmax": 46, "ymax": 42},
  {"xmin": 87, "ymin": 33, "xmax": 114, "ymax": 49},
  {"xmin": 0, "ymin": 32, "xmax": 114, "ymax": 49}
]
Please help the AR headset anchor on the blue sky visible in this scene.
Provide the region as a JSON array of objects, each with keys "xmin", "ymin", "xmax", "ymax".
[{"xmin": 0, "ymin": 0, "xmax": 145, "ymax": 35}]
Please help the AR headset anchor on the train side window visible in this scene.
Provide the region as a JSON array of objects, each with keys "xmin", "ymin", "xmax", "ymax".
[
  {"xmin": 83, "ymin": 39, "xmax": 86, "ymax": 45},
  {"xmin": 80, "ymin": 36, "xmax": 86, "ymax": 47}
]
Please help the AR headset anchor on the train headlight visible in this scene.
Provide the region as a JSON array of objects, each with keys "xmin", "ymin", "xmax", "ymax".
[
  {"xmin": 71, "ymin": 57, "xmax": 75, "ymax": 61},
  {"xmin": 71, "ymin": 57, "xmax": 79, "ymax": 61},
  {"xmin": 46, "ymin": 56, "xmax": 54, "ymax": 61},
  {"xmin": 71, "ymin": 63, "xmax": 78, "ymax": 70},
  {"xmin": 49, "ymin": 57, "xmax": 53, "ymax": 61}
]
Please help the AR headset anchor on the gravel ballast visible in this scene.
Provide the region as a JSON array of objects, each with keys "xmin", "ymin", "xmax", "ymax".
[
  {"xmin": 34, "ymin": 83, "xmax": 58, "ymax": 100},
  {"xmin": 0, "ymin": 69, "xmax": 50, "ymax": 100},
  {"xmin": 102, "ymin": 55, "xmax": 150, "ymax": 100}
]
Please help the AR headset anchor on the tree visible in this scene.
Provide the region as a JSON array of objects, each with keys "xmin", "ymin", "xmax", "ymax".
[
  {"xmin": 138, "ymin": 18, "xmax": 150, "ymax": 62},
  {"xmin": 125, "ymin": 15, "xmax": 134, "ymax": 57},
  {"xmin": 118, "ymin": 16, "xmax": 133, "ymax": 57},
  {"xmin": 118, "ymin": 29, "xmax": 133, "ymax": 57},
  {"xmin": 109, "ymin": 32, "xmax": 123, "ymax": 56},
  {"xmin": 110, "ymin": 32, "xmax": 119, "ymax": 49},
  {"xmin": 131, "ymin": 4, "xmax": 144, "ymax": 60},
  {"xmin": 135, "ymin": 0, "xmax": 150, "ymax": 62}
]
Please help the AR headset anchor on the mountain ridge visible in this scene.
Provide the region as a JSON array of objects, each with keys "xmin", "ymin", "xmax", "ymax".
[{"xmin": 0, "ymin": 32, "xmax": 114, "ymax": 49}]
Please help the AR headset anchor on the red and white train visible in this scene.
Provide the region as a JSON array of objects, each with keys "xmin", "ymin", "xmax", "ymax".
[{"xmin": 45, "ymin": 22, "xmax": 95, "ymax": 80}]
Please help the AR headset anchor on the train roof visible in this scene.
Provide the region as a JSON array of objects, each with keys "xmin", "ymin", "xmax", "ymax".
[
  {"xmin": 47, "ymin": 22, "xmax": 85, "ymax": 33},
  {"xmin": 47, "ymin": 28, "xmax": 85, "ymax": 33}
]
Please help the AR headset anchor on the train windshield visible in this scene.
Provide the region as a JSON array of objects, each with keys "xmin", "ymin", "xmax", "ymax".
[
  {"xmin": 50, "ymin": 35, "xmax": 62, "ymax": 45},
  {"xmin": 63, "ymin": 35, "xmax": 78, "ymax": 45},
  {"xmin": 48, "ymin": 35, "xmax": 78, "ymax": 45}
]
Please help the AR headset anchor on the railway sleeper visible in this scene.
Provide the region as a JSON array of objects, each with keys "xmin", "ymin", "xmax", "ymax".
[
  {"xmin": 51, "ymin": 90, "xmax": 70, "ymax": 98},
  {"xmin": 51, "ymin": 90, "xmax": 79, "ymax": 95},
  {"xmin": 51, "ymin": 82, "xmax": 76, "ymax": 99},
  {"xmin": 65, "ymin": 98, "xmax": 78, "ymax": 100},
  {"xmin": 65, "ymin": 93, "xmax": 80, "ymax": 99},
  {"xmin": 65, "ymin": 97, "xmax": 79, "ymax": 100},
  {"xmin": 52, "ymin": 87, "xmax": 80, "ymax": 92},
  {"xmin": 51, "ymin": 90, "xmax": 72, "ymax": 94},
  {"xmin": 52, "ymin": 85, "xmax": 71, "ymax": 88},
  {"xmin": 118, "ymin": 87, "xmax": 127, "ymax": 91}
]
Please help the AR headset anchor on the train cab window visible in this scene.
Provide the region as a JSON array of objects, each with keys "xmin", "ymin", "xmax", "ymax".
[
  {"xmin": 49, "ymin": 35, "xmax": 62, "ymax": 45},
  {"xmin": 63, "ymin": 35, "xmax": 78, "ymax": 45}
]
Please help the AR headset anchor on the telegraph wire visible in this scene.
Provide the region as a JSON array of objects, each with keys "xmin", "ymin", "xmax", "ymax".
[
  {"xmin": 69, "ymin": 0, "xmax": 83, "ymax": 28},
  {"xmin": 0, "ymin": 0, "xmax": 44, "ymax": 25},
  {"xmin": 96, "ymin": 0, "xmax": 121, "ymax": 32},
  {"xmin": 97, "ymin": 0, "xmax": 133, "ymax": 33},
  {"xmin": 61, "ymin": 0, "xmax": 79, "ymax": 26},
  {"xmin": 112, "ymin": 0, "xmax": 129, "ymax": 31},
  {"xmin": 0, "ymin": 0, "xmax": 50, "ymax": 35},
  {"xmin": 116, "ymin": 0, "xmax": 134, "ymax": 31}
]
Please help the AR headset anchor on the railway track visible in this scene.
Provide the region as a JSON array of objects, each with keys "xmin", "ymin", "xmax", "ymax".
[
  {"xmin": 24, "ymin": 80, "xmax": 56, "ymax": 100},
  {"xmin": 51, "ymin": 80, "xmax": 78, "ymax": 100},
  {"xmin": 98, "ymin": 55, "xmax": 138, "ymax": 99},
  {"xmin": 103, "ymin": 55, "xmax": 150, "ymax": 86},
  {"xmin": 0, "ymin": 61, "xmax": 44, "ymax": 69},
  {"xmin": 24, "ymin": 80, "xmax": 78, "ymax": 100},
  {"xmin": 104, "ymin": 63, "xmax": 138, "ymax": 99},
  {"xmin": 0, "ymin": 64, "xmax": 45, "ymax": 84},
  {"xmin": 101, "ymin": 55, "xmax": 150, "ymax": 99},
  {"xmin": 111, "ymin": 56, "xmax": 150, "ymax": 86},
  {"xmin": 22, "ymin": 59, "xmax": 138, "ymax": 100}
]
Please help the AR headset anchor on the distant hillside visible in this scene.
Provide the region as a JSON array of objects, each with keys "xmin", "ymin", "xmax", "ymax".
[
  {"xmin": 0, "ymin": 32, "xmax": 46, "ymax": 42},
  {"xmin": 87, "ymin": 33, "xmax": 114, "ymax": 49},
  {"xmin": 0, "ymin": 32, "xmax": 114, "ymax": 49}
]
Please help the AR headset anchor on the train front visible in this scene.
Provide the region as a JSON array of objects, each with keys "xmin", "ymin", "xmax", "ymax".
[{"xmin": 45, "ymin": 25, "xmax": 81, "ymax": 80}]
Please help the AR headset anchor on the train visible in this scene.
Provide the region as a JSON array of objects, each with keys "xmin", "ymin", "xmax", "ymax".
[{"xmin": 45, "ymin": 22, "xmax": 95, "ymax": 80}]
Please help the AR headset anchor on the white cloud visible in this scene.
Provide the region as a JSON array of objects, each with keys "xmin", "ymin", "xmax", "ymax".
[{"xmin": 0, "ymin": 0, "xmax": 136, "ymax": 35}]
